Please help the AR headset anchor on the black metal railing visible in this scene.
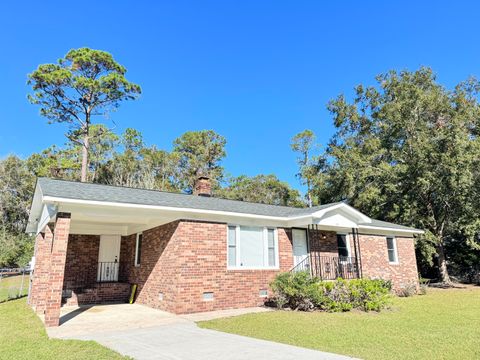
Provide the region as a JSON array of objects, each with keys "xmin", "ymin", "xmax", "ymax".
[
  {"xmin": 291, "ymin": 255, "xmax": 359, "ymax": 280},
  {"xmin": 97, "ymin": 262, "xmax": 120, "ymax": 283}
]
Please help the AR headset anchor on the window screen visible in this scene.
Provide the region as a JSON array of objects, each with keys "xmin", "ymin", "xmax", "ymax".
[
  {"xmin": 267, "ymin": 229, "xmax": 276, "ymax": 266},
  {"xmin": 387, "ymin": 237, "xmax": 397, "ymax": 263},
  {"xmin": 228, "ymin": 226, "xmax": 237, "ymax": 267},
  {"xmin": 239, "ymin": 226, "xmax": 264, "ymax": 267}
]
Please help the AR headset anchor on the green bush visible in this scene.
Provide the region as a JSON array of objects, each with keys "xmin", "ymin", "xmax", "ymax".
[{"xmin": 270, "ymin": 272, "xmax": 392, "ymax": 312}]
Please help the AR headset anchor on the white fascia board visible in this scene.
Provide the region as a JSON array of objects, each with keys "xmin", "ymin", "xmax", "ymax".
[
  {"xmin": 42, "ymin": 196, "xmax": 291, "ymax": 222},
  {"xmin": 25, "ymin": 185, "xmax": 44, "ymax": 233},
  {"xmin": 308, "ymin": 203, "xmax": 371, "ymax": 224},
  {"xmin": 36, "ymin": 203, "xmax": 57, "ymax": 235},
  {"xmin": 358, "ymin": 224, "xmax": 424, "ymax": 235}
]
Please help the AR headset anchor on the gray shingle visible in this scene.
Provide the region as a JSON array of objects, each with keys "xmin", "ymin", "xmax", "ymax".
[{"xmin": 37, "ymin": 178, "xmax": 335, "ymax": 218}]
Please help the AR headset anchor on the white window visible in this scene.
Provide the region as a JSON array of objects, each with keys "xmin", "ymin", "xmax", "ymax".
[
  {"xmin": 135, "ymin": 233, "xmax": 143, "ymax": 266},
  {"xmin": 386, "ymin": 236, "xmax": 398, "ymax": 263},
  {"xmin": 227, "ymin": 225, "xmax": 278, "ymax": 269}
]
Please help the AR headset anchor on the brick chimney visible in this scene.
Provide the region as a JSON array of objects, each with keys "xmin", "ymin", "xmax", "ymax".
[{"xmin": 193, "ymin": 176, "xmax": 212, "ymax": 197}]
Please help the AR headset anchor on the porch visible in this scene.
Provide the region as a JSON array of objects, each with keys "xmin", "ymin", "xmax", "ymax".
[
  {"xmin": 62, "ymin": 233, "xmax": 135, "ymax": 306},
  {"xmin": 290, "ymin": 225, "xmax": 361, "ymax": 280}
]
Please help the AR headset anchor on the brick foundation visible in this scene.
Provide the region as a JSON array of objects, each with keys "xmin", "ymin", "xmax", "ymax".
[{"xmin": 64, "ymin": 283, "xmax": 131, "ymax": 306}]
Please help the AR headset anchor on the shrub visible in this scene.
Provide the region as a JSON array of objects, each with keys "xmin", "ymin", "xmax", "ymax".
[
  {"xmin": 270, "ymin": 273, "xmax": 392, "ymax": 312},
  {"xmin": 270, "ymin": 271, "xmax": 317, "ymax": 310},
  {"xmin": 397, "ymin": 282, "xmax": 417, "ymax": 297},
  {"xmin": 348, "ymin": 279, "xmax": 392, "ymax": 311},
  {"xmin": 418, "ymin": 278, "xmax": 429, "ymax": 295}
]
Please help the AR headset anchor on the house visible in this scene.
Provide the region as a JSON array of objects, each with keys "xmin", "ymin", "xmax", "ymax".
[{"xmin": 26, "ymin": 177, "xmax": 422, "ymax": 327}]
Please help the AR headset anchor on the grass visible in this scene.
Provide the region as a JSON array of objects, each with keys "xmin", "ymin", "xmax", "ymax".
[
  {"xmin": 0, "ymin": 298, "xmax": 128, "ymax": 360},
  {"xmin": 0, "ymin": 274, "xmax": 28, "ymax": 302},
  {"xmin": 199, "ymin": 287, "xmax": 480, "ymax": 360}
]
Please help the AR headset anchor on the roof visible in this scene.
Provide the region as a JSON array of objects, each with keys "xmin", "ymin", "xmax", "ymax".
[
  {"xmin": 36, "ymin": 177, "xmax": 338, "ymax": 218},
  {"xmin": 359, "ymin": 218, "xmax": 421, "ymax": 232},
  {"xmin": 31, "ymin": 178, "xmax": 422, "ymax": 233}
]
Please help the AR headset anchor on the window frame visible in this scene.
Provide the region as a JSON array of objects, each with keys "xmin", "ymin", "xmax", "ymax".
[
  {"xmin": 226, "ymin": 225, "xmax": 280, "ymax": 270},
  {"xmin": 386, "ymin": 236, "xmax": 399, "ymax": 264},
  {"xmin": 135, "ymin": 232, "xmax": 143, "ymax": 267}
]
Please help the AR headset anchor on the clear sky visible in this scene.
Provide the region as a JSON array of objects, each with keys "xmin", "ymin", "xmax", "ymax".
[{"xmin": 1, "ymin": 1, "xmax": 479, "ymax": 192}]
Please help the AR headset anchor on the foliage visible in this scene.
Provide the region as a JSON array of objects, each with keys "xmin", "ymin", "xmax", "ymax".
[
  {"xmin": 317, "ymin": 67, "xmax": 480, "ymax": 282},
  {"xmin": 199, "ymin": 288, "xmax": 480, "ymax": 360},
  {"xmin": 0, "ymin": 230, "xmax": 33, "ymax": 268},
  {"xmin": 0, "ymin": 156, "xmax": 35, "ymax": 267},
  {"xmin": 291, "ymin": 130, "xmax": 321, "ymax": 207},
  {"xmin": 28, "ymin": 47, "xmax": 141, "ymax": 181},
  {"xmin": 397, "ymin": 282, "xmax": 418, "ymax": 297},
  {"xmin": 270, "ymin": 272, "xmax": 392, "ymax": 312},
  {"xmin": 96, "ymin": 128, "xmax": 181, "ymax": 191},
  {"xmin": 0, "ymin": 298, "xmax": 127, "ymax": 359},
  {"xmin": 172, "ymin": 130, "xmax": 226, "ymax": 192},
  {"xmin": 217, "ymin": 174, "xmax": 304, "ymax": 207}
]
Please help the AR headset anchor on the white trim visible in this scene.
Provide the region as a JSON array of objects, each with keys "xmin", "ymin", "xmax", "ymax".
[
  {"xmin": 43, "ymin": 196, "xmax": 289, "ymax": 221},
  {"xmin": 36, "ymin": 204, "xmax": 57, "ymax": 235},
  {"xmin": 386, "ymin": 236, "xmax": 399, "ymax": 264},
  {"xmin": 358, "ymin": 224, "xmax": 423, "ymax": 234}
]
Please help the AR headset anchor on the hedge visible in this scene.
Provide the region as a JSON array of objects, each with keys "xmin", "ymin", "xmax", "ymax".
[{"xmin": 270, "ymin": 271, "xmax": 392, "ymax": 312}]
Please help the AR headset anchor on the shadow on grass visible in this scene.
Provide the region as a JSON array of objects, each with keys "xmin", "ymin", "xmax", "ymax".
[{"xmin": 0, "ymin": 294, "xmax": 27, "ymax": 304}]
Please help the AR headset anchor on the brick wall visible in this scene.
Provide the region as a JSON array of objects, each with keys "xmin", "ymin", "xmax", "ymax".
[
  {"xmin": 29, "ymin": 225, "xmax": 54, "ymax": 312},
  {"xmin": 308, "ymin": 229, "xmax": 337, "ymax": 256},
  {"xmin": 63, "ymin": 234, "xmax": 100, "ymax": 290},
  {"xmin": 31, "ymin": 218, "xmax": 419, "ymax": 317},
  {"xmin": 65, "ymin": 283, "xmax": 131, "ymax": 306},
  {"xmin": 44, "ymin": 213, "xmax": 71, "ymax": 327},
  {"xmin": 120, "ymin": 221, "xmax": 181, "ymax": 312},
  {"xmin": 121, "ymin": 220, "xmax": 294, "ymax": 314},
  {"xmin": 358, "ymin": 233, "xmax": 419, "ymax": 290}
]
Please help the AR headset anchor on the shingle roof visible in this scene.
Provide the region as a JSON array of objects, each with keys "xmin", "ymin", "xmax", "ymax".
[
  {"xmin": 35, "ymin": 178, "xmax": 421, "ymax": 232},
  {"xmin": 37, "ymin": 178, "xmax": 337, "ymax": 218},
  {"xmin": 359, "ymin": 219, "xmax": 421, "ymax": 232}
]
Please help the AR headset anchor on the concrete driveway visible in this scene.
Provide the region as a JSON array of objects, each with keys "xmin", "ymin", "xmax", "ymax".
[{"xmin": 47, "ymin": 304, "xmax": 357, "ymax": 360}]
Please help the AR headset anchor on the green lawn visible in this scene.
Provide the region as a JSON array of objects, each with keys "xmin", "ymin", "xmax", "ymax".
[
  {"xmin": 0, "ymin": 298, "xmax": 128, "ymax": 360},
  {"xmin": 199, "ymin": 287, "xmax": 480, "ymax": 360}
]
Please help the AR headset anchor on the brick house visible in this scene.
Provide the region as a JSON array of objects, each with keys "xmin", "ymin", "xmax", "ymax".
[{"xmin": 26, "ymin": 177, "xmax": 422, "ymax": 327}]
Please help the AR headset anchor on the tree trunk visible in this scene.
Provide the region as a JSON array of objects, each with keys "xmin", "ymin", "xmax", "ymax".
[
  {"xmin": 436, "ymin": 242, "xmax": 451, "ymax": 284},
  {"xmin": 80, "ymin": 134, "xmax": 89, "ymax": 182}
]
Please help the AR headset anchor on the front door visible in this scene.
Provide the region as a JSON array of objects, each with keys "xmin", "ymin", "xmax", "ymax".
[
  {"xmin": 97, "ymin": 235, "xmax": 121, "ymax": 282},
  {"xmin": 292, "ymin": 229, "xmax": 309, "ymax": 268}
]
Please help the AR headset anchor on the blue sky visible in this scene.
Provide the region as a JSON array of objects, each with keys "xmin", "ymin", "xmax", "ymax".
[{"xmin": 1, "ymin": 1, "xmax": 479, "ymax": 192}]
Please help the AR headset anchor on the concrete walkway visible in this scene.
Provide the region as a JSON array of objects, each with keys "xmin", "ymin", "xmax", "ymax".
[{"xmin": 47, "ymin": 304, "xmax": 358, "ymax": 360}]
